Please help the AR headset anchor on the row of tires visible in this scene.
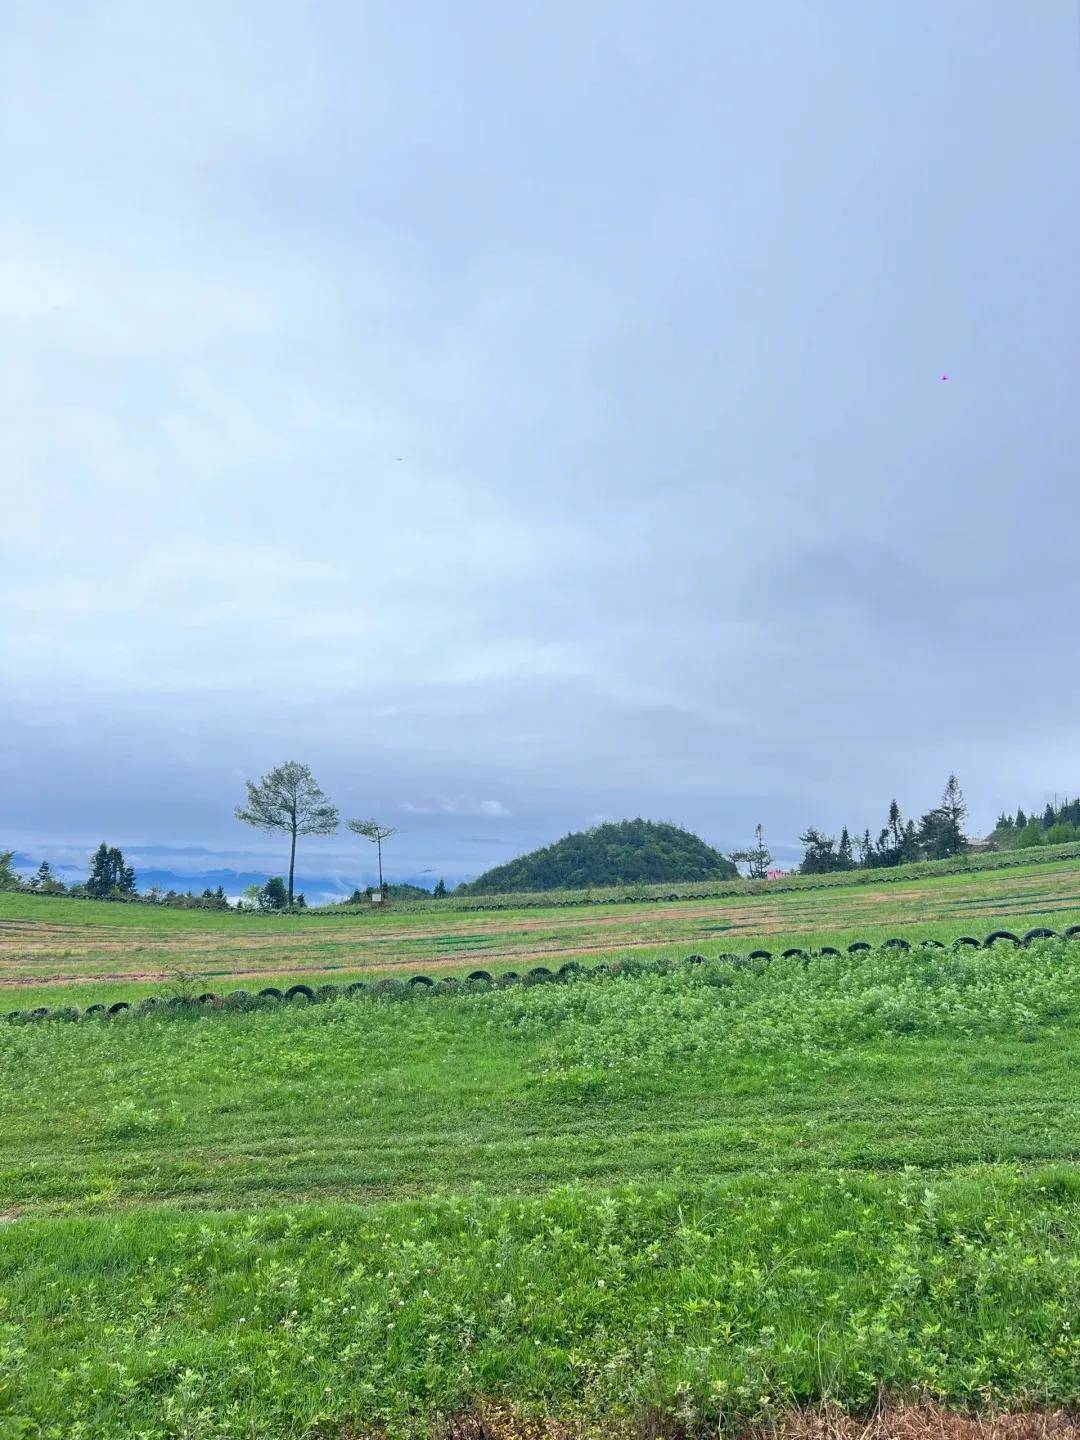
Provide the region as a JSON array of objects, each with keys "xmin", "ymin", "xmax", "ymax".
[{"xmin": 7, "ymin": 926, "xmax": 1079, "ymax": 1026}]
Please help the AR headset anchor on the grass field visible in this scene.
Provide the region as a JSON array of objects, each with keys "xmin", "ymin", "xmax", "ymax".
[
  {"xmin": 3, "ymin": 862, "xmax": 1080, "ymax": 1437},
  {"xmin": 2, "ymin": 852, "xmax": 1079, "ymax": 1010}
]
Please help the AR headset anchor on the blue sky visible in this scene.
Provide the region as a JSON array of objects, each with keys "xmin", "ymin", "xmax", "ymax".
[{"xmin": 2, "ymin": 2, "xmax": 1079, "ymax": 898}]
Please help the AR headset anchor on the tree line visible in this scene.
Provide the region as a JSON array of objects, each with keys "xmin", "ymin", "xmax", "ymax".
[
  {"xmin": 797, "ymin": 775, "xmax": 969, "ymax": 875},
  {"xmin": 989, "ymin": 798, "xmax": 1080, "ymax": 851}
]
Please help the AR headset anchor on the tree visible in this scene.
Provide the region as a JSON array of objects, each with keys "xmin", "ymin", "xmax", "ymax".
[
  {"xmin": 730, "ymin": 823, "xmax": 772, "ymax": 880},
  {"xmin": 258, "ymin": 876, "xmax": 289, "ymax": 911},
  {"xmin": 900, "ymin": 819, "xmax": 920, "ymax": 864},
  {"xmin": 433, "ymin": 877, "xmax": 447, "ymax": 898},
  {"xmin": 86, "ymin": 843, "xmax": 136, "ymax": 899},
  {"xmin": 236, "ymin": 762, "xmax": 339, "ymax": 905},
  {"xmin": 28, "ymin": 860, "xmax": 65, "ymax": 894},
  {"xmin": 0, "ymin": 851, "xmax": 20, "ymax": 891},
  {"xmin": 837, "ymin": 827, "xmax": 854, "ymax": 870},
  {"xmin": 798, "ymin": 827, "xmax": 838, "ymax": 875},
  {"xmin": 1015, "ymin": 808, "xmax": 1027, "ymax": 829},
  {"xmin": 887, "ymin": 800, "xmax": 903, "ymax": 859},
  {"xmin": 347, "ymin": 818, "xmax": 399, "ymax": 891},
  {"xmin": 856, "ymin": 828, "xmax": 875, "ymax": 867},
  {"xmin": 1043, "ymin": 803, "xmax": 1056, "ymax": 829},
  {"xmin": 937, "ymin": 774, "xmax": 968, "ymax": 857}
]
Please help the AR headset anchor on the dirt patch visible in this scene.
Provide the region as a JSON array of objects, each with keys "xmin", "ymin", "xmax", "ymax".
[{"xmin": 425, "ymin": 1406, "xmax": 1080, "ymax": 1440}]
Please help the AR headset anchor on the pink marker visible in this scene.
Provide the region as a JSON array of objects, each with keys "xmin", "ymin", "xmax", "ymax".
[{"xmin": 941, "ymin": 374, "xmax": 949, "ymax": 381}]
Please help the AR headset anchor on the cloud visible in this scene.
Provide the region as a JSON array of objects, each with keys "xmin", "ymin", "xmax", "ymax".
[
  {"xmin": 1, "ymin": 0, "xmax": 1078, "ymax": 877},
  {"xmin": 403, "ymin": 796, "xmax": 511, "ymax": 818}
]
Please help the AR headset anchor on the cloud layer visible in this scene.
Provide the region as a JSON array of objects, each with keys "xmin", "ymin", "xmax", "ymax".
[{"xmin": 2, "ymin": 2, "xmax": 1078, "ymax": 883}]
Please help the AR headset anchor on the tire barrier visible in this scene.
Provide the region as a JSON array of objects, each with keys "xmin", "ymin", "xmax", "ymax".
[{"xmin": 11, "ymin": 925, "xmax": 1078, "ymax": 1027}]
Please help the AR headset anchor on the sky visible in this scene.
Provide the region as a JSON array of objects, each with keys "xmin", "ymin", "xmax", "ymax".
[{"xmin": 2, "ymin": 2, "xmax": 1079, "ymax": 899}]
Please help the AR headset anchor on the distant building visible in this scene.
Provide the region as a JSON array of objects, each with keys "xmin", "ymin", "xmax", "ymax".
[{"xmin": 766, "ymin": 867, "xmax": 789, "ymax": 879}]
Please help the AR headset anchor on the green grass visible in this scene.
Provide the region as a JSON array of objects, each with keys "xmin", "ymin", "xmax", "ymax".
[
  {"xmin": 4, "ymin": 941, "xmax": 1080, "ymax": 1435},
  {"xmin": 2, "ymin": 853, "xmax": 1078, "ymax": 1011}
]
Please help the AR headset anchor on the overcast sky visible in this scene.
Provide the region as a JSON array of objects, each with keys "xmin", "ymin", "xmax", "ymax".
[{"xmin": 2, "ymin": 2, "xmax": 1078, "ymax": 894}]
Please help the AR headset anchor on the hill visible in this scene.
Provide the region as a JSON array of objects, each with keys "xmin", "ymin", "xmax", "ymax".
[{"xmin": 456, "ymin": 818, "xmax": 737, "ymax": 894}]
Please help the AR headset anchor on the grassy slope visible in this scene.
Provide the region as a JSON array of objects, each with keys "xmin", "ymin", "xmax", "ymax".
[
  {"xmin": 3, "ymin": 942, "xmax": 1080, "ymax": 1435},
  {"xmin": 1, "ymin": 854, "xmax": 1079, "ymax": 1009}
]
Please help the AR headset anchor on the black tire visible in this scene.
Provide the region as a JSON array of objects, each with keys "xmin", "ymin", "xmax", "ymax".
[
  {"xmin": 197, "ymin": 992, "xmax": 219, "ymax": 1006},
  {"xmin": 223, "ymin": 990, "xmax": 253, "ymax": 1010},
  {"xmin": 526, "ymin": 966, "xmax": 554, "ymax": 983},
  {"xmin": 816, "ymin": 947, "xmax": 840, "ymax": 957},
  {"xmin": 285, "ymin": 984, "xmax": 315, "ymax": 1002},
  {"xmin": 257, "ymin": 987, "xmax": 283, "ymax": 1000},
  {"xmin": 408, "ymin": 975, "xmax": 434, "ymax": 987},
  {"xmin": 921, "ymin": 939, "xmax": 945, "ymax": 949},
  {"xmin": 346, "ymin": 981, "xmax": 366, "ymax": 995},
  {"xmin": 315, "ymin": 984, "xmax": 339, "ymax": 1002},
  {"xmin": 108, "ymin": 1001, "xmax": 130, "ymax": 1015},
  {"xmin": 85, "ymin": 1003, "xmax": 107, "ymax": 1017},
  {"xmin": 30, "ymin": 1007, "xmax": 51, "ymax": 1020},
  {"xmin": 466, "ymin": 970, "xmax": 493, "ymax": 983},
  {"xmin": 984, "ymin": 930, "xmax": 1019, "ymax": 947},
  {"xmin": 1064, "ymin": 925, "xmax": 1080, "ymax": 939},
  {"xmin": 1023, "ymin": 927, "xmax": 1057, "ymax": 945},
  {"xmin": 952, "ymin": 936, "xmax": 980, "ymax": 949},
  {"xmin": 883, "ymin": 938, "xmax": 911, "ymax": 951},
  {"xmin": 847, "ymin": 942, "xmax": 871, "ymax": 953},
  {"xmin": 781, "ymin": 947, "xmax": 807, "ymax": 960},
  {"xmin": 497, "ymin": 971, "xmax": 521, "ymax": 986},
  {"xmin": 683, "ymin": 953, "xmax": 707, "ymax": 966},
  {"xmin": 747, "ymin": 949, "xmax": 772, "ymax": 961}
]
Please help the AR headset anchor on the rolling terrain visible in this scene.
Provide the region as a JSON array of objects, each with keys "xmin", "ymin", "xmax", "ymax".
[
  {"xmin": 1, "ymin": 851, "xmax": 1078, "ymax": 1009},
  {"xmin": 3, "ymin": 855, "xmax": 1080, "ymax": 1436}
]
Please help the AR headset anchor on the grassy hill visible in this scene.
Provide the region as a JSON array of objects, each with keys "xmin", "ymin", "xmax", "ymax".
[
  {"xmin": 457, "ymin": 818, "xmax": 737, "ymax": 894},
  {"xmin": 4, "ymin": 939, "xmax": 1080, "ymax": 1434}
]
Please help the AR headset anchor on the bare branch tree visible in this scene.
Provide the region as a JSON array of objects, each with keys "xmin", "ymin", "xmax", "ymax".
[
  {"xmin": 235, "ymin": 761, "xmax": 339, "ymax": 905},
  {"xmin": 347, "ymin": 818, "xmax": 399, "ymax": 891}
]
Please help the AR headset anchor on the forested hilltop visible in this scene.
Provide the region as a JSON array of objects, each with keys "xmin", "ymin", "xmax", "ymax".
[{"xmin": 457, "ymin": 819, "xmax": 737, "ymax": 894}]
